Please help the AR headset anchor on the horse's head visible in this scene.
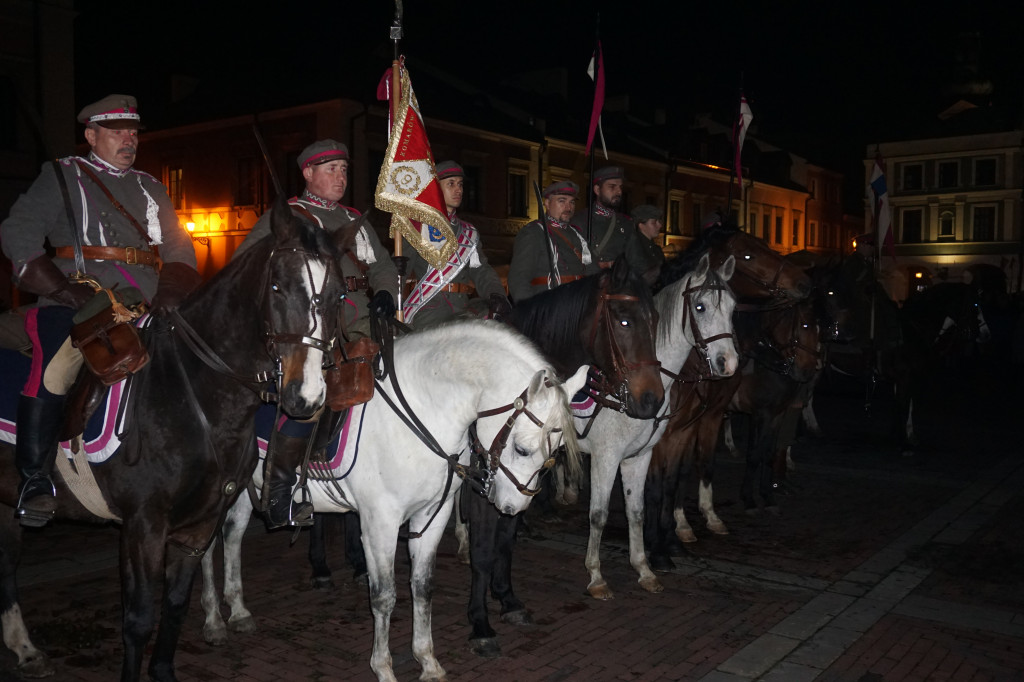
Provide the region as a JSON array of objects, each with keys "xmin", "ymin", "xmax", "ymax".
[
  {"xmin": 588, "ymin": 256, "xmax": 664, "ymax": 418},
  {"xmin": 675, "ymin": 253, "xmax": 740, "ymax": 378},
  {"xmin": 716, "ymin": 228, "xmax": 812, "ymax": 302},
  {"xmin": 480, "ymin": 365, "xmax": 588, "ymax": 516},
  {"xmin": 260, "ymin": 198, "xmax": 352, "ymax": 418},
  {"xmin": 755, "ymin": 299, "xmax": 821, "ymax": 383}
]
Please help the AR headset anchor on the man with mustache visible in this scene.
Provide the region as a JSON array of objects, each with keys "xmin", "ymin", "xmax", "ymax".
[
  {"xmin": 0, "ymin": 94, "xmax": 200, "ymax": 526},
  {"xmin": 507, "ymin": 180, "xmax": 600, "ymax": 302},
  {"xmin": 576, "ymin": 165, "xmax": 636, "ymax": 269}
]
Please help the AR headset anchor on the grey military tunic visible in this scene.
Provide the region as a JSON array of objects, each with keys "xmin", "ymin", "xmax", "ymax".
[
  {"xmin": 1, "ymin": 154, "xmax": 196, "ymax": 303},
  {"xmin": 234, "ymin": 193, "xmax": 398, "ymax": 339},
  {"xmin": 625, "ymin": 232, "xmax": 666, "ymax": 285},
  {"xmin": 401, "ymin": 212, "xmax": 505, "ymax": 329},
  {"xmin": 575, "ymin": 203, "xmax": 636, "ymax": 267},
  {"xmin": 507, "ymin": 217, "xmax": 600, "ymax": 302}
]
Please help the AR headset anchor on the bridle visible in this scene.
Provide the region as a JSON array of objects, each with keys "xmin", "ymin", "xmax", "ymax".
[
  {"xmin": 748, "ymin": 303, "xmax": 821, "ymax": 381},
  {"xmin": 473, "ymin": 379, "xmax": 564, "ymax": 497},
  {"xmin": 660, "ymin": 276, "xmax": 734, "ymax": 384},
  {"xmin": 258, "ymin": 247, "xmax": 338, "ymax": 362},
  {"xmin": 585, "ymin": 278, "xmax": 661, "ymax": 411}
]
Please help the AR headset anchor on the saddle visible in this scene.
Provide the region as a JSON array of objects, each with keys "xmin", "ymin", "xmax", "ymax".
[{"xmin": 59, "ymin": 369, "xmax": 107, "ymax": 444}]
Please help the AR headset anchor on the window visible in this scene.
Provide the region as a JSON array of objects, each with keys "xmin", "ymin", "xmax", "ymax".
[
  {"xmin": 792, "ymin": 217, "xmax": 800, "ymax": 246},
  {"xmin": 902, "ymin": 208, "xmax": 923, "ymax": 243},
  {"xmin": 901, "ymin": 163, "xmax": 923, "ymax": 191},
  {"xmin": 762, "ymin": 212, "xmax": 771, "ymax": 241},
  {"xmin": 669, "ymin": 199, "xmax": 681, "ymax": 235},
  {"xmin": 749, "ymin": 211, "xmax": 757, "ymax": 234},
  {"xmin": 809, "ymin": 220, "xmax": 818, "ymax": 246},
  {"xmin": 938, "ymin": 209, "xmax": 955, "ymax": 240},
  {"xmin": 974, "ymin": 158, "xmax": 996, "ymax": 186},
  {"xmin": 808, "ymin": 179, "xmax": 816, "ymax": 199},
  {"xmin": 165, "ymin": 167, "xmax": 183, "ymax": 210},
  {"xmin": 235, "ymin": 157, "xmax": 262, "ymax": 207},
  {"xmin": 822, "ymin": 222, "xmax": 830, "ymax": 248},
  {"xmin": 774, "ymin": 215, "xmax": 783, "ymax": 244},
  {"xmin": 937, "ymin": 161, "xmax": 959, "ymax": 189},
  {"xmin": 462, "ymin": 165, "xmax": 482, "ymax": 213},
  {"xmin": 507, "ymin": 169, "xmax": 528, "ymax": 218},
  {"xmin": 692, "ymin": 203, "xmax": 703, "ymax": 236},
  {"xmin": 972, "ymin": 205, "xmax": 997, "ymax": 241}
]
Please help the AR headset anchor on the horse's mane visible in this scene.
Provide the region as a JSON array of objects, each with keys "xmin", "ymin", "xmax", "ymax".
[
  {"xmin": 655, "ymin": 218, "xmax": 740, "ymax": 291},
  {"xmin": 511, "ymin": 275, "xmax": 602, "ymax": 360}
]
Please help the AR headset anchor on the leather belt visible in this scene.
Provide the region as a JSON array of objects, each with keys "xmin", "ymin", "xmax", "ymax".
[
  {"xmin": 597, "ymin": 260, "xmax": 614, "ymax": 269},
  {"xmin": 55, "ymin": 245, "xmax": 158, "ymax": 267},
  {"xmin": 344, "ymin": 276, "xmax": 370, "ymax": 291},
  {"xmin": 402, "ymin": 280, "xmax": 476, "ymax": 296},
  {"xmin": 530, "ymin": 275, "xmax": 584, "ymax": 286}
]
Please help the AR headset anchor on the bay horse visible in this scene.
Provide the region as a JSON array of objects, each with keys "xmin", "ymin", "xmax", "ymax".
[
  {"xmin": 204, "ymin": 320, "xmax": 588, "ymax": 682},
  {"xmin": 644, "ymin": 219, "xmax": 812, "ymax": 568},
  {"xmin": 0, "ymin": 198, "xmax": 353, "ymax": 681},
  {"xmin": 456, "ymin": 256, "xmax": 667, "ymax": 656}
]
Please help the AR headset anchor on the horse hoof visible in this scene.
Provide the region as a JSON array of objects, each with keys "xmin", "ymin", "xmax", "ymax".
[
  {"xmin": 17, "ymin": 652, "xmax": 55, "ymax": 678},
  {"xmin": 352, "ymin": 565, "xmax": 368, "ymax": 581},
  {"xmin": 310, "ymin": 576, "xmax": 335, "ymax": 591},
  {"xmin": 675, "ymin": 528, "xmax": 698, "ymax": 544},
  {"xmin": 706, "ymin": 521, "xmax": 729, "ymax": 535},
  {"xmin": 229, "ymin": 615, "xmax": 257, "ymax": 634},
  {"xmin": 203, "ymin": 626, "xmax": 228, "ymax": 646},
  {"xmin": 456, "ymin": 548, "xmax": 470, "ymax": 565},
  {"xmin": 587, "ymin": 582, "xmax": 614, "ymax": 600},
  {"xmin": 560, "ymin": 489, "xmax": 579, "ymax": 506},
  {"xmin": 639, "ymin": 576, "xmax": 664, "ymax": 593},
  {"xmin": 469, "ymin": 637, "xmax": 502, "ymax": 659},
  {"xmin": 649, "ymin": 554, "xmax": 675, "ymax": 573},
  {"xmin": 500, "ymin": 609, "xmax": 534, "ymax": 626}
]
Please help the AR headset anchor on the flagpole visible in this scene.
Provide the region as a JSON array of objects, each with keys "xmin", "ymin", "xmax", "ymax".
[
  {"xmin": 586, "ymin": 15, "xmax": 601, "ymax": 246},
  {"xmin": 726, "ymin": 75, "xmax": 744, "ymax": 220},
  {"xmin": 390, "ymin": 1, "xmax": 407, "ymax": 322}
]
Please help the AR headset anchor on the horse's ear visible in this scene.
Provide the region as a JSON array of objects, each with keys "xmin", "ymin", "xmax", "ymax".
[
  {"xmin": 610, "ymin": 254, "xmax": 631, "ymax": 287},
  {"xmin": 332, "ymin": 216, "xmax": 360, "ymax": 256},
  {"xmin": 269, "ymin": 195, "xmax": 300, "ymax": 242},
  {"xmin": 718, "ymin": 254, "xmax": 736, "ymax": 282},
  {"xmin": 561, "ymin": 365, "xmax": 589, "ymax": 399},
  {"xmin": 695, "ymin": 252, "xmax": 710, "ymax": 280}
]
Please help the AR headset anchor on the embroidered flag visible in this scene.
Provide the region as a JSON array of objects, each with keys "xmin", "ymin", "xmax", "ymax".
[
  {"xmin": 375, "ymin": 64, "xmax": 454, "ymax": 269},
  {"xmin": 586, "ymin": 42, "xmax": 607, "ymax": 159},
  {"xmin": 733, "ymin": 93, "xmax": 753, "ymax": 187},
  {"xmin": 869, "ymin": 154, "xmax": 895, "ymax": 257}
]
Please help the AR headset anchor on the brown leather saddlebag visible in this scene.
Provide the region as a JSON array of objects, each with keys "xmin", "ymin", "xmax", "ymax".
[
  {"xmin": 325, "ymin": 337, "xmax": 379, "ymax": 412},
  {"xmin": 70, "ymin": 288, "xmax": 149, "ymax": 386}
]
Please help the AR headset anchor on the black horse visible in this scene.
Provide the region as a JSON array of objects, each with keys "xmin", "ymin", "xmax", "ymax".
[{"xmin": 0, "ymin": 198, "xmax": 354, "ymax": 681}]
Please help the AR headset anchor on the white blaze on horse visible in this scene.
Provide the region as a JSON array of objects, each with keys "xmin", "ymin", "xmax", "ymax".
[
  {"xmin": 205, "ymin": 320, "xmax": 586, "ymax": 682},
  {"xmin": 576, "ymin": 252, "xmax": 737, "ymax": 599}
]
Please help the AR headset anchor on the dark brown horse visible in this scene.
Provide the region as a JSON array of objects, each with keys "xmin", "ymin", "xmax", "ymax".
[
  {"xmin": 644, "ymin": 219, "xmax": 812, "ymax": 568},
  {"xmin": 0, "ymin": 198, "xmax": 354, "ymax": 681}
]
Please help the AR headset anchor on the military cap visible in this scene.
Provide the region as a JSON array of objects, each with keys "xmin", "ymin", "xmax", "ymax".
[
  {"xmin": 593, "ymin": 166, "xmax": 624, "ymax": 185},
  {"xmin": 542, "ymin": 180, "xmax": 579, "ymax": 198},
  {"xmin": 77, "ymin": 94, "xmax": 141, "ymax": 129},
  {"xmin": 297, "ymin": 139, "xmax": 349, "ymax": 170},
  {"xmin": 435, "ymin": 161, "xmax": 464, "ymax": 180},
  {"xmin": 631, "ymin": 204, "xmax": 664, "ymax": 223}
]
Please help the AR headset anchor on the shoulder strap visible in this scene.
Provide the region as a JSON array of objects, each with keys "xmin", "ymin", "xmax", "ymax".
[
  {"xmin": 52, "ymin": 160, "xmax": 87, "ymax": 275},
  {"xmin": 548, "ymin": 223, "xmax": 584, "ymax": 263},
  {"xmin": 596, "ymin": 212, "xmax": 617, "ymax": 259},
  {"xmin": 74, "ymin": 160, "xmax": 160, "ymax": 259}
]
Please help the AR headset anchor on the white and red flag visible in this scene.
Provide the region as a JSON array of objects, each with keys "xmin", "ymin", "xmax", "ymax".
[
  {"xmin": 375, "ymin": 63, "xmax": 454, "ymax": 269},
  {"xmin": 733, "ymin": 93, "xmax": 753, "ymax": 187},
  {"xmin": 586, "ymin": 41, "xmax": 607, "ymax": 159}
]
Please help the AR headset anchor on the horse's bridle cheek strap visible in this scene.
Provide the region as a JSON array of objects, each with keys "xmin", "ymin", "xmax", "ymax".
[{"xmin": 474, "ymin": 386, "xmax": 557, "ymax": 496}]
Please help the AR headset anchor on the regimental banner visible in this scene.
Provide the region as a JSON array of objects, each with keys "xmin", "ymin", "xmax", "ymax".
[{"xmin": 374, "ymin": 65, "xmax": 455, "ymax": 270}]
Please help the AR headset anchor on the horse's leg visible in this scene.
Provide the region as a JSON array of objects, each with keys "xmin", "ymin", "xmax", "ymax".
[
  {"xmin": 493, "ymin": 511, "xmax": 529, "ymax": 624},
  {"xmin": 148, "ymin": 551, "xmax": 203, "ymax": 682},
  {"xmin": 722, "ymin": 413, "xmax": 740, "ymax": 457},
  {"xmin": 199, "ymin": 533, "xmax": 227, "ymax": 646},
  {"xmin": 584, "ymin": 450, "xmax": 618, "ymax": 600},
  {"xmin": 120, "ymin": 524, "xmax": 165, "ymax": 682},
  {"xmin": 0, "ymin": 513, "xmax": 52, "ymax": 677},
  {"xmin": 740, "ymin": 413, "xmax": 760, "ymax": 513},
  {"xmin": 464, "ymin": 485, "xmax": 501, "ymax": 657},
  {"xmin": 642, "ymin": 452, "xmax": 671, "ymax": 570},
  {"xmin": 343, "ymin": 512, "xmax": 367, "ymax": 580},
  {"xmin": 695, "ymin": 414, "xmax": 728, "ymax": 535},
  {"xmin": 308, "ymin": 514, "xmax": 334, "ymax": 590},
  {"xmin": 619, "ymin": 450, "xmax": 662, "ymax": 593},
  {"xmin": 221, "ymin": 493, "xmax": 255, "ymax": 634},
  {"xmin": 407, "ymin": 498, "xmax": 452, "ymax": 682},
  {"xmin": 362, "ymin": 513, "xmax": 400, "ymax": 682},
  {"xmin": 453, "ymin": 487, "xmax": 470, "ymax": 565}
]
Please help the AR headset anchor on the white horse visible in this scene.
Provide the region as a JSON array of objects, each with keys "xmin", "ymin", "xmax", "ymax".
[
  {"xmin": 574, "ymin": 252, "xmax": 738, "ymax": 599},
  {"xmin": 201, "ymin": 320, "xmax": 587, "ymax": 682}
]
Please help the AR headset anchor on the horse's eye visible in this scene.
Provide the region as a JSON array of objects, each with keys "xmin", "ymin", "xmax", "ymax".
[
  {"xmin": 743, "ymin": 254, "xmax": 752, "ymax": 261},
  {"xmin": 514, "ymin": 445, "xmax": 530, "ymax": 458},
  {"xmin": 271, "ymin": 283, "xmax": 281, "ymax": 292},
  {"xmin": 695, "ymin": 303, "xmax": 705, "ymax": 312},
  {"xmin": 827, "ymin": 290, "xmax": 835, "ymax": 296},
  {"xmin": 619, "ymin": 319, "xmax": 630, "ymax": 328}
]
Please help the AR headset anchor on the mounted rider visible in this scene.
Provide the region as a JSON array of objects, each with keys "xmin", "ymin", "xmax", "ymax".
[
  {"xmin": 576, "ymin": 165, "xmax": 635, "ymax": 268},
  {"xmin": 0, "ymin": 94, "xmax": 201, "ymax": 526},
  {"xmin": 625, "ymin": 203, "xmax": 666, "ymax": 286},
  {"xmin": 507, "ymin": 180, "xmax": 600, "ymax": 302},
  {"xmin": 232, "ymin": 139, "xmax": 398, "ymax": 529},
  {"xmin": 400, "ymin": 161, "xmax": 510, "ymax": 327}
]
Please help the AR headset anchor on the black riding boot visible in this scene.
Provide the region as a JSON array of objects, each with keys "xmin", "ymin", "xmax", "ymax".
[
  {"xmin": 264, "ymin": 435, "xmax": 314, "ymax": 529},
  {"xmin": 15, "ymin": 395, "xmax": 64, "ymax": 527}
]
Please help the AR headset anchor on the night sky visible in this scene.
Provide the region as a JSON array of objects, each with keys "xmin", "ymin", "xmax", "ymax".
[{"xmin": 73, "ymin": 0, "xmax": 1024, "ymax": 181}]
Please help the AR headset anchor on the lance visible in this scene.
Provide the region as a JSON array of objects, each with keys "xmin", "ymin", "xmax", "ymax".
[{"xmin": 389, "ymin": 0, "xmax": 408, "ymax": 322}]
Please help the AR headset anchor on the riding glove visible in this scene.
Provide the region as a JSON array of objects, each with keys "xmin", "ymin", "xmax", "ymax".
[
  {"xmin": 150, "ymin": 262, "xmax": 203, "ymax": 314},
  {"xmin": 369, "ymin": 290, "xmax": 397, "ymax": 319},
  {"xmin": 17, "ymin": 255, "xmax": 94, "ymax": 309},
  {"xmin": 488, "ymin": 293, "xmax": 513, "ymax": 322}
]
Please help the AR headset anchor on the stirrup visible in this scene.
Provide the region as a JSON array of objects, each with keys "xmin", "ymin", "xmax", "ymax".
[{"xmin": 15, "ymin": 474, "xmax": 57, "ymax": 528}]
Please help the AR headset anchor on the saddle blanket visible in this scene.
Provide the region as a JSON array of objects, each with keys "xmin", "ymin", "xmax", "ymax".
[
  {"xmin": 253, "ymin": 403, "xmax": 362, "ymax": 477},
  {"xmin": 571, "ymin": 392, "xmax": 597, "ymax": 419}
]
